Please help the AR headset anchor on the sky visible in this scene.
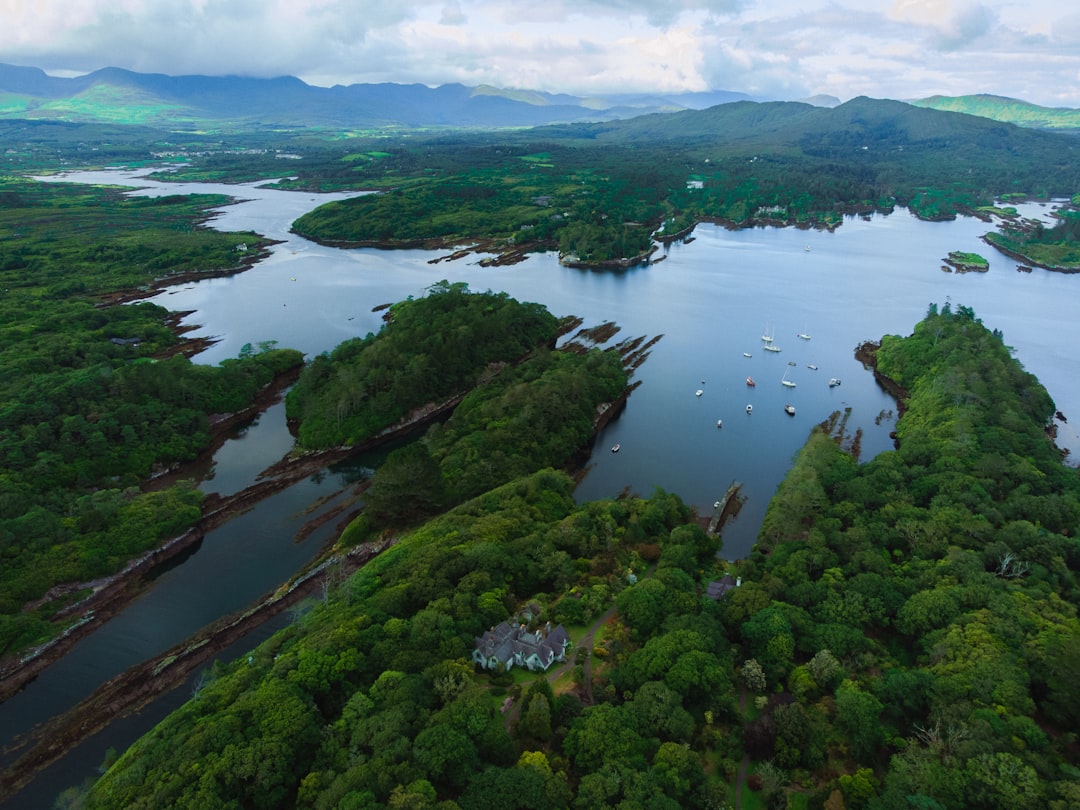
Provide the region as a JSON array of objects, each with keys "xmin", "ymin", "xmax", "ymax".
[{"xmin": 3, "ymin": 0, "xmax": 1080, "ymax": 107}]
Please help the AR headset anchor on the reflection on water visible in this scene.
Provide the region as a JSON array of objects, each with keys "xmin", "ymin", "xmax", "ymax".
[{"xmin": 10, "ymin": 171, "xmax": 1077, "ymax": 806}]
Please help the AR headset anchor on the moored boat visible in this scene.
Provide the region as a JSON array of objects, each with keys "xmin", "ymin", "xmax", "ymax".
[
  {"xmin": 785, "ymin": 404, "xmax": 795, "ymax": 415},
  {"xmin": 746, "ymin": 376, "xmax": 755, "ymax": 387}
]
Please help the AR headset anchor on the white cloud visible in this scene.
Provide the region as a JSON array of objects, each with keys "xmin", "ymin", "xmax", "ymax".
[{"xmin": 1, "ymin": 0, "xmax": 1078, "ymax": 106}]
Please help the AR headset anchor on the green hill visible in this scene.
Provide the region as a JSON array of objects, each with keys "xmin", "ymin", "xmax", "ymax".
[{"xmin": 911, "ymin": 93, "xmax": 1080, "ymax": 132}]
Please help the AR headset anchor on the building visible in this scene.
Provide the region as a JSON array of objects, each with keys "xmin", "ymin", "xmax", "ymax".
[
  {"xmin": 473, "ymin": 620, "xmax": 571, "ymax": 672},
  {"xmin": 705, "ymin": 574, "xmax": 741, "ymax": 600}
]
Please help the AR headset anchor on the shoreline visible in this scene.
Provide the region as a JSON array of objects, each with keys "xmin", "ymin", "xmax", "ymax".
[
  {"xmin": 980, "ymin": 233, "xmax": 1080, "ymax": 274},
  {"xmin": 0, "ymin": 314, "xmax": 646, "ymax": 799},
  {"xmin": 0, "ymin": 534, "xmax": 395, "ymax": 801}
]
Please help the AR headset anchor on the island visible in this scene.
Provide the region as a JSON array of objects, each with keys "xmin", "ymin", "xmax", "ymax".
[{"xmin": 942, "ymin": 249, "xmax": 990, "ymax": 272}]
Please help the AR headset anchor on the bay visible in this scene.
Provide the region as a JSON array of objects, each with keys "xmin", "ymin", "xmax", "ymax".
[{"xmin": 4, "ymin": 170, "xmax": 1076, "ymax": 807}]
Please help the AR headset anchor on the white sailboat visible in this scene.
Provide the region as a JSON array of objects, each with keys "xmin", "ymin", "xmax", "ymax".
[
  {"xmin": 761, "ymin": 324, "xmax": 774, "ymax": 343},
  {"xmin": 781, "ymin": 369, "xmax": 796, "ymax": 388}
]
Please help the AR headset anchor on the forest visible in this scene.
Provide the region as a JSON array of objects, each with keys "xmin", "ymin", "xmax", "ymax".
[
  {"xmin": 983, "ymin": 197, "xmax": 1080, "ymax": 270},
  {"xmin": 283, "ymin": 281, "xmax": 563, "ymax": 449},
  {"xmin": 78, "ymin": 305, "xmax": 1080, "ymax": 809},
  {"xmin": 0, "ymin": 176, "xmax": 304, "ymax": 658},
  {"xmin": 2, "ymin": 107, "xmax": 1080, "ymax": 808},
  {"xmin": 275, "ymin": 98, "xmax": 1080, "ymax": 265}
]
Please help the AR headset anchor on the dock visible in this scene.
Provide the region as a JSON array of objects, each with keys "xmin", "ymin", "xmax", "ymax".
[{"xmin": 707, "ymin": 480, "xmax": 742, "ymax": 535}]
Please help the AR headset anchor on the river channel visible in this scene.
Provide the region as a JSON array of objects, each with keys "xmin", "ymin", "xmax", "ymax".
[{"xmin": 2, "ymin": 170, "xmax": 1077, "ymax": 807}]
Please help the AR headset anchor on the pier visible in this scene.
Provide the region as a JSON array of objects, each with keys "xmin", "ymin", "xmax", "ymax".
[{"xmin": 707, "ymin": 479, "xmax": 742, "ymax": 535}]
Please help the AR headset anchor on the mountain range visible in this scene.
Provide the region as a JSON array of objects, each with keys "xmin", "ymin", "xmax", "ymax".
[
  {"xmin": 2, "ymin": 62, "xmax": 1078, "ymax": 138},
  {"xmin": 0, "ymin": 63, "xmax": 757, "ymax": 131}
]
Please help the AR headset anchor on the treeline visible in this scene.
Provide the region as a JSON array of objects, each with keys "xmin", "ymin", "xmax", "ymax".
[
  {"xmin": 984, "ymin": 206, "xmax": 1080, "ymax": 269},
  {"xmin": 8, "ymin": 100, "xmax": 1080, "ymax": 268},
  {"xmin": 745, "ymin": 303, "xmax": 1080, "ymax": 808},
  {"xmin": 352, "ymin": 345, "xmax": 628, "ymax": 535},
  {"xmin": 81, "ymin": 304, "xmax": 1080, "ymax": 809},
  {"xmin": 0, "ymin": 176, "xmax": 303, "ymax": 658},
  {"xmin": 277, "ymin": 101, "xmax": 1080, "ymax": 263},
  {"xmin": 85, "ymin": 471, "xmax": 728, "ymax": 809},
  {"xmin": 284, "ymin": 282, "xmax": 560, "ymax": 449}
]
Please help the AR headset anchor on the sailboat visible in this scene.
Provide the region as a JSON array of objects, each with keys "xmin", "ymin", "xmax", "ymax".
[
  {"xmin": 781, "ymin": 369, "xmax": 796, "ymax": 388},
  {"xmin": 761, "ymin": 324, "xmax": 774, "ymax": 343}
]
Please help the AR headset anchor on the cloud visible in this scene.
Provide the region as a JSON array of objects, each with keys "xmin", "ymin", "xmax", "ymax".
[{"xmin": 1, "ymin": 0, "xmax": 1079, "ymax": 106}]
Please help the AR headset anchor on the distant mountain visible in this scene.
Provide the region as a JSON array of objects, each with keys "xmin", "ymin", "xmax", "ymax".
[
  {"xmin": 526, "ymin": 96, "xmax": 1080, "ymax": 187},
  {"xmin": 0, "ymin": 63, "xmax": 755, "ymax": 131},
  {"xmin": 911, "ymin": 94, "xmax": 1080, "ymax": 132},
  {"xmin": 797, "ymin": 94, "xmax": 842, "ymax": 108}
]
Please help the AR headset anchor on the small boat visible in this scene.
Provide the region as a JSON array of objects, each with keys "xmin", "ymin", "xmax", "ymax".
[
  {"xmin": 746, "ymin": 376, "xmax": 756, "ymax": 387},
  {"xmin": 611, "ymin": 443, "xmax": 621, "ymax": 453},
  {"xmin": 787, "ymin": 360, "xmax": 796, "ymax": 366},
  {"xmin": 798, "ymin": 333, "xmax": 811, "ymax": 340},
  {"xmin": 761, "ymin": 325, "xmax": 774, "ymax": 343},
  {"xmin": 785, "ymin": 404, "xmax": 796, "ymax": 415},
  {"xmin": 743, "ymin": 352, "xmax": 752, "ymax": 358},
  {"xmin": 717, "ymin": 419, "xmax": 723, "ymax": 429},
  {"xmin": 804, "ymin": 246, "xmax": 811, "ymax": 252},
  {"xmin": 763, "ymin": 344, "xmax": 781, "ymax": 353},
  {"xmin": 808, "ymin": 364, "xmax": 818, "ymax": 370},
  {"xmin": 695, "ymin": 389, "xmax": 704, "ymax": 397},
  {"xmin": 746, "ymin": 405, "xmax": 753, "ymax": 414},
  {"xmin": 829, "ymin": 378, "xmax": 841, "ymax": 387},
  {"xmin": 781, "ymin": 369, "xmax": 796, "ymax": 388}
]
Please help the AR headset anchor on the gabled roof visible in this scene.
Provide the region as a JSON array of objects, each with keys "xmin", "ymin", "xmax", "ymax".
[
  {"xmin": 705, "ymin": 574, "xmax": 738, "ymax": 600},
  {"xmin": 474, "ymin": 619, "xmax": 570, "ymax": 669}
]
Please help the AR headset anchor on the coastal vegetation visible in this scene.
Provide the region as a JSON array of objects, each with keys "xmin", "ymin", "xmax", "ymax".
[
  {"xmin": 985, "ymin": 206, "xmax": 1080, "ymax": 270},
  {"xmin": 944, "ymin": 250, "xmax": 989, "ymax": 271},
  {"xmin": 283, "ymin": 282, "xmax": 562, "ymax": 449},
  {"xmin": 350, "ymin": 340, "xmax": 629, "ymax": 538},
  {"xmin": 0, "ymin": 175, "xmax": 302, "ymax": 658},
  {"xmin": 79, "ymin": 304, "xmax": 1080, "ymax": 809},
  {"xmin": 6, "ymin": 96, "xmax": 1080, "ymax": 269},
  {"xmin": 285, "ymin": 98, "xmax": 1080, "ymax": 264},
  {"xmin": 3, "ymin": 94, "xmax": 1080, "ymax": 807}
]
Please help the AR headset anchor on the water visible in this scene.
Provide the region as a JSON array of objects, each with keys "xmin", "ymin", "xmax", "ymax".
[{"xmin": 4, "ymin": 171, "xmax": 1076, "ymax": 807}]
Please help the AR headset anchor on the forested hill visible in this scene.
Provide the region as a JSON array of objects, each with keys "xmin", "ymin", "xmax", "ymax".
[
  {"xmin": 538, "ymin": 95, "xmax": 1078, "ymax": 160},
  {"xmin": 81, "ymin": 305, "xmax": 1080, "ymax": 809},
  {"xmin": 911, "ymin": 94, "xmax": 1080, "ymax": 132},
  {"xmin": 290, "ymin": 96, "xmax": 1080, "ymax": 265}
]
